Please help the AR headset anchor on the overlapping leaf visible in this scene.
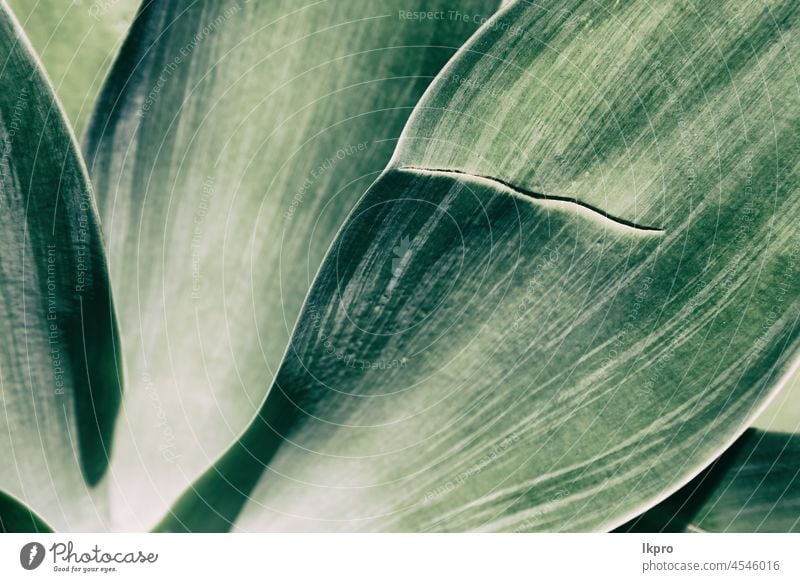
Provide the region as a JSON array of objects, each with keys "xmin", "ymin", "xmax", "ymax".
[
  {"xmin": 619, "ymin": 430, "xmax": 800, "ymax": 532},
  {"xmin": 0, "ymin": 3, "xmax": 121, "ymax": 531},
  {"xmin": 160, "ymin": 0, "xmax": 800, "ymax": 532},
  {"xmin": 84, "ymin": 0, "xmax": 497, "ymax": 530}
]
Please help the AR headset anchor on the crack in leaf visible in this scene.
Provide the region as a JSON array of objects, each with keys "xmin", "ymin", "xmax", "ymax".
[{"xmin": 397, "ymin": 166, "xmax": 665, "ymax": 235}]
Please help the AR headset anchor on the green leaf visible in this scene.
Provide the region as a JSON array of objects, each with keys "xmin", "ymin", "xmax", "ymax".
[
  {"xmin": 754, "ymin": 367, "xmax": 800, "ymax": 433},
  {"xmin": 0, "ymin": 3, "xmax": 121, "ymax": 530},
  {"xmin": 160, "ymin": 0, "xmax": 800, "ymax": 532},
  {"xmin": 7, "ymin": 0, "xmax": 139, "ymax": 137},
  {"xmin": 0, "ymin": 491, "xmax": 52, "ymax": 533},
  {"xmin": 84, "ymin": 0, "xmax": 497, "ymax": 530},
  {"xmin": 618, "ymin": 430, "xmax": 800, "ymax": 532}
]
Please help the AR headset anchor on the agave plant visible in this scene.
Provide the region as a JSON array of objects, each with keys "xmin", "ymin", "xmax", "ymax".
[{"xmin": 0, "ymin": 0, "xmax": 798, "ymax": 533}]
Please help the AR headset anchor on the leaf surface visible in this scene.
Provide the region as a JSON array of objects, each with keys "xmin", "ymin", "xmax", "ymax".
[{"xmin": 160, "ymin": 0, "xmax": 800, "ymax": 532}]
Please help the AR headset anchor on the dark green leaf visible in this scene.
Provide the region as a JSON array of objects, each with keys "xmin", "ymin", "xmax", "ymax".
[
  {"xmin": 0, "ymin": 491, "xmax": 52, "ymax": 533},
  {"xmin": 0, "ymin": 3, "xmax": 122, "ymax": 530}
]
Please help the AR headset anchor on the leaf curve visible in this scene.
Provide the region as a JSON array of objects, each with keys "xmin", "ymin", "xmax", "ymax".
[
  {"xmin": 7, "ymin": 0, "xmax": 139, "ymax": 136},
  {"xmin": 0, "ymin": 490, "xmax": 52, "ymax": 533},
  {"xmin": 160, "ymin": 0, "xmax": 800, "ymax": 532}
]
